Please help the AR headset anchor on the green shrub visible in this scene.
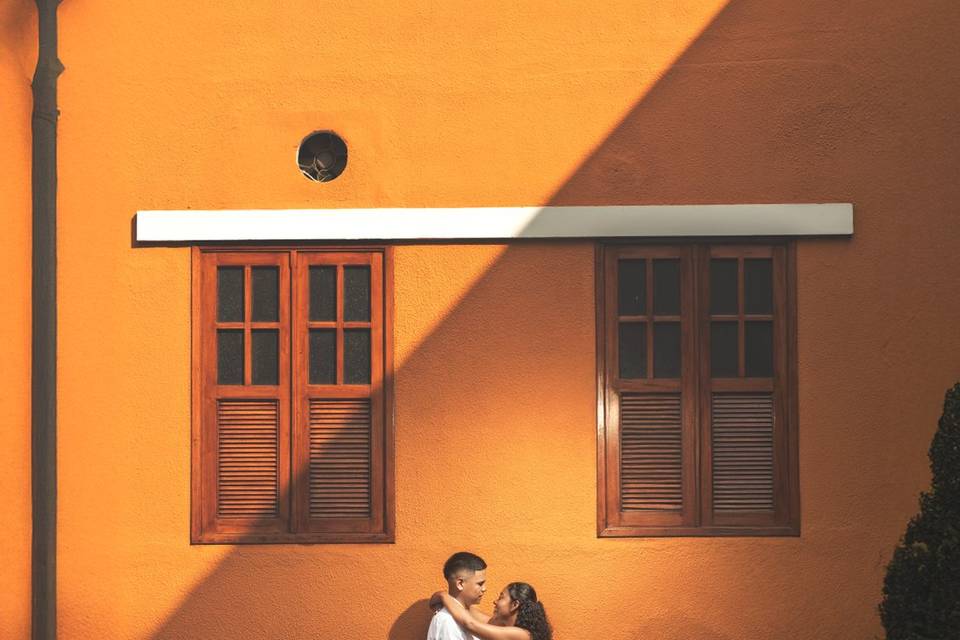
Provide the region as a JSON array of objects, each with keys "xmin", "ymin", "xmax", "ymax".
[{"xmin": 879, "ymin": 383, "xmax": 960, "ymax": 639}]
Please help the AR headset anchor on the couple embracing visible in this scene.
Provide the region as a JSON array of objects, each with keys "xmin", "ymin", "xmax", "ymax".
[{"xmin": 427, "ymin": 552, "xmax": 552, "ymax": 640}]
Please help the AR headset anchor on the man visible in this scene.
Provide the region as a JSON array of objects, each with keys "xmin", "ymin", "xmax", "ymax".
[{"xmin": 427, "ymin": 551, "xmax": 489, "ymax": 640}]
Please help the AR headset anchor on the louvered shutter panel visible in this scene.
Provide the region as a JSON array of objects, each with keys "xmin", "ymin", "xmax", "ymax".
[
  {"xmin": 293, "ymin": 251, "xmax": 388, "ymax": 538},
  {"xmin": 217, "ymin": 400, "xmax": 280, "ymax": 518},
  {"xmin": 620, "ymin": 393, "xmax": 683, "ymax": 511},
  {"xmin": 711, "ymin": 393, "xmax": 775, "ymax": 513},
  {"xmin": 309, "ymin": 399, "xmax": 372, "ymax": 518}
]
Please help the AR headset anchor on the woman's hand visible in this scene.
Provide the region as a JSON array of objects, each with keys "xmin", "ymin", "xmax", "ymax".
[{"xmin": 428, "ymin": 590, "xmax": 445, "ymax": 612}]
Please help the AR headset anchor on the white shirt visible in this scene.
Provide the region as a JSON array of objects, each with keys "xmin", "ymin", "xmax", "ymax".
[{"xmin": 426, "ymin": 606, "xmax": 480, "ymax": 640}]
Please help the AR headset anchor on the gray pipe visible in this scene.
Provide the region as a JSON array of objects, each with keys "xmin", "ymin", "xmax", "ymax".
[{"xmin": 32, "ymin": 0, "xmax": 62, "ymax": 638}]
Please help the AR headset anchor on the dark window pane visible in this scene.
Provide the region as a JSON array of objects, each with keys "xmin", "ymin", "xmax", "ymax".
[
  {"xmin": 344, "ymin": 329, "xmax": 371, "ymax": 384},
  {"xmin": 618, "ymin": 322, "xmax": 646, "ymax": 379},
  {"xmin": 344, "ymin": 266, "xmax": 371, "ymax": 322},
  {"xmin": 217, "ymin": 329, "xmax": 244, "ymax": 385},
  {"xmin": 251, "ymin": 330, "xmax": 278, "ymax": 385},
  {"xmin": 217, "ymin": 267, "xmax": 244, "ymax": 322},
  {"xmin": 653, "ymin": 322, "xmax": 681, "ymax": 378},
  {"xmin": 711, "ymin": 322, "xmax": 739, "ymax": 378},
  {"xmin": 309, "ymin": 266, "xmax": 336, "ymax": 321},
  {"xmin": 744, "ymin": 259, "xmax": 773, "ymax": 314},
  {"xmin": 309, "ymin": 329, "xmax": 336, "ymax": 385},
  {"xmin": 653, "ymin": 259, "xmax": 680, "ymax": 315},
  {"xmin": 710, "ymin": 259, "xmax": 738, "ymax": 315},
  {"xmin": 617, "ymin": 260, "xmax": 646, "ymax": 315},
  {"xmin": 745, "ymin": 321, "xmax": 773, "ymax": 377},
  {"xmin": 251, "ymin": 267, "xmax": 279, "ymax": 322}
]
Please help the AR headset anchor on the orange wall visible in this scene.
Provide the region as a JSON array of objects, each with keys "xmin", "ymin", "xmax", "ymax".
[
  {"xmin": 0, "ymin": 2, "xmax": 35, "ymax": 639},
  {"xmin": 3, "ymin": 0, "xmax": 960, "ymax": 638}
]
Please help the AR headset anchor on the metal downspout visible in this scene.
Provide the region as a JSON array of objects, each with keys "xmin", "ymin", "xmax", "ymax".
[{"xmin": 32, "ymin": 1, "xmax": 62, "ymax": 638}]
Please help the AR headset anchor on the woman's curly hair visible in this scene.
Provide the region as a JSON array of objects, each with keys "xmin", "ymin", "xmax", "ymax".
[{"xmin": 507, "ymin": 582, "xmax": 552, "ymax": 640}]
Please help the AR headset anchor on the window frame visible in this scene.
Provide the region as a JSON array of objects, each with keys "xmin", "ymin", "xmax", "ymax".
[
  {"xmin": 191, "ymin": 245, "xmax": 395, "ymax": 544},
  {"xmin": 596, "ymin": 240, "xmax": 800, "ymax": 537}
]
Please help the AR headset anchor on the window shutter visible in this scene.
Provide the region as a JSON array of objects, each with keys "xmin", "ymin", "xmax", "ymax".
[
  {"xmin": 602, "ymin": 246, "xmax": 697, "ymax": 532},
  {"xmin": 710, "ymin": 393, "xmax": 774, "ymax": 513},
  {"xmin": 197, "ymin": 252, "xmax": 291, "ymax": 541},
  {"xmin": 293, "ymin": 251, "xmax": 387, "ymax": 537},
  {"xmin": 599, "ymin": 242, "xmax": 797, "ymax": 537},
  {"xmin": 308, "ymin": 398, "xmax": 372, "ymax": 518},
  {"xmin": 217, "ymin": 400, "xmax": 280, "ymax": 519},
  {"xmin": 193, "ymin": 247, "xmax": 393, "ymax": 543},
  {"xmin": 620, "ymin": 393, "xmax": 683, "ymax": 511}
]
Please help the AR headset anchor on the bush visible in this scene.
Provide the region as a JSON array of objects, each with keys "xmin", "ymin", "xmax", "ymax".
[{"xmin": 879, "ymin": 383, "xmax": 960, "ymax": 639}]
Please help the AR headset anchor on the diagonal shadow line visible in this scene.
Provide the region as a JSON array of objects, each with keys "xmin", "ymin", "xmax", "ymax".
[{"xmin": 135, "ymin": 0, "xmax": 925, "ymax": 636}]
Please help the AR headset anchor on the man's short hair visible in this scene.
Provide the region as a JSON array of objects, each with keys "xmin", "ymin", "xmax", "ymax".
[{"xmin": 443, "ymin": 551, "xmax": 487, "ymax": 579}]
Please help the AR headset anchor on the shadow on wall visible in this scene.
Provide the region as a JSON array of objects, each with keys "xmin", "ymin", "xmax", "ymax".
[
  {"xmin": 632, "ymin": 618, "xmax": 733, "ymax": 640},
  {"xmin": 388, "ymin": 600, "xmax": 433, "ymax": 640},
  {"xmin": 142, "ymin": 0, "xmax": 960, "ymax": 638},
  {"xmin": 0, "ymin": 0, "xmax": 36, "ymax": 79}
]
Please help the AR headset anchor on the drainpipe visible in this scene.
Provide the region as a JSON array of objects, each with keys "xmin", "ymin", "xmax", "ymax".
[{"xmin": 32, "ymin": 0, "xmax": 62, "ymax": 638}]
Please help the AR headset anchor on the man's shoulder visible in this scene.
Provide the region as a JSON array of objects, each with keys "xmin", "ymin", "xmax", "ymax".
[
  {"xmin": 426, "ymin": 607, "xmax": 472, "ymax": 639},
  {"xmin": 428, "ymin": 607, "xmax": 449, "ymax": 622},
  {"xmin": 428, "ymin": 607, "xmax": 457, "ymax": 628}
]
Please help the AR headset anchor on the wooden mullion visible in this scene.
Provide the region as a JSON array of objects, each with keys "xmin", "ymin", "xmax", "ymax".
[
  {"xmin": 595, "ymin": 244, "xmax": 609, "ymax": 536},
  {"xmin": 737, "ymin": 257, "xmax": 745, "ymax": 378},
  {"xmin": 698, "ymin": 245, "xmax": 714, "ymax": 529},
  {"xmin": 244, "ymin": 265, "xmax": 252, "ymax": 386},
  {"xmin": 679, "ymin": 246, "xmax": 698, "ymax": 527},
  {"xmin": 336, "ymin": 265, "xmax": 344, "ymax": 386},
  {"xmin": 368, "ymin": 252, "xmax": 385, "ymax": 534},
  {"xmin": 645, "ymin": 258, "xmax": 654, "ymax": 379},
  {"xmin": 771, "ymin": 245, "xmax": 790, "ymax": 526},
  {"xmin": 785, "ymin": 242, "xmax": 800, "ymax": 533},
  {"xmin": 277, "ymin": 254, "xmax": 292, "ymax": 534},
  {"xmin": 291, "ymin": 250, "xmax": 309, "ymax": 534},
  {"xmin": 604, "ymin": 248, "xmax": 624, "ymax": 527}
]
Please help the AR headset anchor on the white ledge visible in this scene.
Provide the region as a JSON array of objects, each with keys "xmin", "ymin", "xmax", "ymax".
[{"xmin": 135, "ymin": 204, "xmax": 853, "ymax": 242}]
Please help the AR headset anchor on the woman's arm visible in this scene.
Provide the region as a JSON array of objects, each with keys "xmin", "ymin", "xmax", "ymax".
[{"xmin": 433, "ymin": 592, "xmax": 529, "ymax": 640}]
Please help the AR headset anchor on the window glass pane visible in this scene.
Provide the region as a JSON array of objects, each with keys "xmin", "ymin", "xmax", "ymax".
[
  {"xmin": 251, "ymin": 329, "xmax": 278, "ymax": 385},
  {"xmin": 618, "ymin": 322, "xmax": 646, "ymax": 379},
  {"xmin": 710, "ymin": 259, "xmax": 738, "ymax": 315},
  {"xmin": 217, "ymin": 267, "xmax": 244, "ymax": 322},
  {"xmin": 653, "ymin": 322, "xmax": 681, "ymax": 378},
  {"xmin": 309, "ymin": 266, "xmax": 336, "ymax": 322},
  {"xmin": 217, "ymin": 329, "xmax": 244, "ymax": 385},
  {"xmin": 309, "ymin": 329, "xmax": 336, "ymax": 385},
  {"xmin": 710, "ymin": 321, "xmax": 738, "ymax": 378},
  {"xmin": 744, "ymin": 258, "xmax": 773, "ymax": 314},
  {"xmin": 344, "ymin": 329, "xmax": 371, "ymax": 384},
  {"xmin": 653, "ymin": 259, "xmax": 680, "ymax": 315},
  {"xmin": 617, "ymin": 259, "xmax": 646, "ymax": 315},
  {"xmin": 251, "ymin": 267, "xmax": 279, "ymax": 322},
  {"xmin": 344, "ymin": 266, "xmax": 371, "ymax": 322},
  {"xmin": 745, "ymin": 321, "xmax": 773, "ymax": 377}
]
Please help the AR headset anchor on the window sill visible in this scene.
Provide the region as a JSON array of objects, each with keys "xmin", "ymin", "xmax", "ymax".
[{"xmin": 598, "ymin": 525, "xmax": 800, "ymax": 538}]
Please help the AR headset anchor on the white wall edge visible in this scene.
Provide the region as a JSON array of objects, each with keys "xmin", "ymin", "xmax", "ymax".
[{"xmin": 135, "ymin": 204, "xmax": 853, "ymax": 242}]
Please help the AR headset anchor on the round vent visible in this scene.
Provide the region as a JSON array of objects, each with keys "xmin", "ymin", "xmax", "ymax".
[{"xmin": 297, "ymin": 131, "xmax": 348, "ymax": 182}]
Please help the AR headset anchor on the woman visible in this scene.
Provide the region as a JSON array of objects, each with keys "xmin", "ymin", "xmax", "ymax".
[{"xmin": 430, "ymin": 582, "xmax": 552, "ymax": 640}]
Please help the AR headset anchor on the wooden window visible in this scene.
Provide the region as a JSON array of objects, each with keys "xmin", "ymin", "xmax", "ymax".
[
  {"xmin": 192, "ymin": 247, "xmax": 394, "ymax": 543},
  {"xmin": 597, "ymin": 243, "xmax": 799, "ymax": 536}
]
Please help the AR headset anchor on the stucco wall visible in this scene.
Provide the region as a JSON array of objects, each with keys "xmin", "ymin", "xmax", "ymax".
[
  {"xmin": 1, "ymin": 3, "xmax": 35, "ymax": 638},
  {"xmin": 4, "ymin": 0, "xmax": 960, "ymax": 638}
]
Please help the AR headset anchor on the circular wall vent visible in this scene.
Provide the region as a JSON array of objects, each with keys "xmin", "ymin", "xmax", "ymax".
[{"xmin": 297, "ymin": 131, "xmax": 348, "ymax": 182}]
